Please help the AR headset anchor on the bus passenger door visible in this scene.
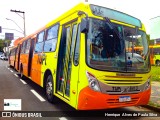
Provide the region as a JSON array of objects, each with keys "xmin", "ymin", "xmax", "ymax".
[
  {"xmin": 28, "ymin": 38, "xmax": 35, "ymax": 76},
  {"xmin": 16, "ymin": 44, "xmax": 21, "ymax": 71},
  {"xmin": 56, "ymin": 21, "xmax": 80, "ymax": 107}
]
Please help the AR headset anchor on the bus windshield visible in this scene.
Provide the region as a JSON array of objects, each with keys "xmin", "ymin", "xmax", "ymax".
[{"xmin": 86, "ymin": 18, "xmax": 150, "ymax": 72}]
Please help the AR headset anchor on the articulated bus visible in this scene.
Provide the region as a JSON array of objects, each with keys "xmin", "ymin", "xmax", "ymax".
[
  {"xmin": 9, "ymin": 3, "xmax": 151, "ymax": 110},
  {"xmin": 149, "ymin": 45, "xmax": 160, "ymax": 66}
]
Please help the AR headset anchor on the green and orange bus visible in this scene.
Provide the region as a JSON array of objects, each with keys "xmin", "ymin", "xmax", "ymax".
[
  {"xmin": 149, "ymin": 45, "xmax": 160, "ymax": 66},
  {"xmin": 9, "ymin": 3, "xmax": 151, "ymax": 110}
]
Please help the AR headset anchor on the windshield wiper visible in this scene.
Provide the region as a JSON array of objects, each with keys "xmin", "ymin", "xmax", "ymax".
[
  {"xmin": 104, "ymin": 17, "xmax": 122, "ymax": 40},
  {"xmin": 132, "ymin": 26, "xmax": 139, "ymax": 58},
  {"xmin": 104, "ymin": 17, "xmax": 128, "ymax": 71}
]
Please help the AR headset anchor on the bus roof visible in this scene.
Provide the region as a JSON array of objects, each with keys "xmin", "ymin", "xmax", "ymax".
[{"xmin": 16, "ymin": 3, "xmax": 144, "ymax": 45}]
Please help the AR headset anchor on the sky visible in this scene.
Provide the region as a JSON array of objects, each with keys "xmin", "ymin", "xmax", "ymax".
[{"xmin": 0, "ymin": 0, "xmax": 160, "ymax": 42}]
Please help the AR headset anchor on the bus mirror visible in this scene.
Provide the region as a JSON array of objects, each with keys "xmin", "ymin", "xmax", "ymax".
[{"xmin": 80, "ymin": 18, "xmax": 89, "ymax": 33}]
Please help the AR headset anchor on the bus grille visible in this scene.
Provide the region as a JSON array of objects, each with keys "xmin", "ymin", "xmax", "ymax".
[
  {"xmin": 106, "ymin": 97, "xmax": 139, "ymax": 105},
  {"xmin": 103, "ymin": 79, "xmax": 143, "ymax": 86}
]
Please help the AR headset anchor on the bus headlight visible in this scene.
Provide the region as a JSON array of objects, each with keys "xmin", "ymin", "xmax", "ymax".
[
  {"xmin": 144, "ymin": 77, "xmax": 151, "ymax": 90},
  {"xmin": 86, "ymin": 71, "xmax": 100, "ymax": 92}
]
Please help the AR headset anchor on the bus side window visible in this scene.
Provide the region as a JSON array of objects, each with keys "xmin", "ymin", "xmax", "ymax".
[
  {"xmin": 74, "ymin": 24, "xmax": 80, "ymax": 65},
  {"xmin": 21, "ymin": 41, "xmax": 27, "ymax": 54},
  {"xmin": 44, "ymin": 24, "xmax": 59, "ymax": 52},
  {"xmin": 35, "ymin": 31, "xmax": 45, "ymax": 53},
  {"xmin": 25, "ymin": 39, "xmax": 31, "ymax": 54}
]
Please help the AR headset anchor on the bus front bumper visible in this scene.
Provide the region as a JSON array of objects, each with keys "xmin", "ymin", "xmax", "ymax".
[{"xmin": 77, "ymin": 86, "xmax": 151, "ymax": 110}]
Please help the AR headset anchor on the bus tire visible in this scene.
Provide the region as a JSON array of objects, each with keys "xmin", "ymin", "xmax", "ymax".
[
  {"xmin": 156, "ymin": 60, "xmax": 160, "ymax": 66},
  {"xmin": 45, "ymin": 74, "xmax": 56, "ymax": 103}
]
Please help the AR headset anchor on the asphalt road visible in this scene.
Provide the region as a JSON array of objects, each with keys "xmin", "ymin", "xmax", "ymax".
[{"xmin": 0, "ymin": 60, "xmax": 159, "ymax": 120}]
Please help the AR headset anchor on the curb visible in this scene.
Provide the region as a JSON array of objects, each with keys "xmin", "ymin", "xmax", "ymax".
[{"xmin": 141, "ymin": 105, "xmax": 160, "ymax": 113}]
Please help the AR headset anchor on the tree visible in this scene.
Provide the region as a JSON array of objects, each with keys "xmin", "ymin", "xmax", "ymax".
[
  {"xmin": 146, "ymin": 34, "xmax": 150, "ymax": 42},
  {"xmin": 0, "ymin": 39, "xmax": 11, "ymax": 52}
]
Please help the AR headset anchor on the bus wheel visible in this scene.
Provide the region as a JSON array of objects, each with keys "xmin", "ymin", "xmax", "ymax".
[
  {"xmin": 45, "ymin": 75, "xmax": 56, "ymax": 103},
  {"xmin": 156, "ymin": 60, "xmax": 160, "ymax": 66}
]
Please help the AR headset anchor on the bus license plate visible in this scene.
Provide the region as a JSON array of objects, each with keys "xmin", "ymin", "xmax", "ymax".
[{"xmin": 119, "ymin": 96, "xmax": 131, "ymax": 102}]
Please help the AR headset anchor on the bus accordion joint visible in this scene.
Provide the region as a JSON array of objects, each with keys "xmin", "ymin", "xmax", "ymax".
[{"xmin": 37, "ymin": 53, "xmax": 47, "ymax": 65}]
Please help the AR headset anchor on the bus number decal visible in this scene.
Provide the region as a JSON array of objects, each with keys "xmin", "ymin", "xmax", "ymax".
[{"xmin": 112, "ymin": 87, "xmax": 121, "ymax": 92}]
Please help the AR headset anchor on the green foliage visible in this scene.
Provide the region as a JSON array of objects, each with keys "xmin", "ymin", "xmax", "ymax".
[
  {"xmin": 148, "ymin": 101, "xmax": 160, "ymax": 108},
  {"xmin": 151, "ymin": 66, "xmax": 160, "ymax": 81},
  {"xmin": 0, "ymin": 39, "xmax": 11, "ymax": 52},
  {"xmin": 149, "ymin": 40, "xmax": 154, "ymax": 45},
  {"xmin": 146, "ymin": 34, "xmax": 150, "ymax": 44}
]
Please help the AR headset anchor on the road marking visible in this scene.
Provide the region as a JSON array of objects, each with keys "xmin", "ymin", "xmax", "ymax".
[
  {"xmin": 59, "ymin": 117, "xmax": 68, "ymax": 120},
  {"xmin": 14, "ymin": 74, "xmax": 18, "ymax": 77},
  {"xmin": 20, "ymin": 79, "xmax": 27, "ymax": 84},
  {"xmin": 10, "ymin": 70, "xmax": 13, "ymax": 72},
  {"xmin": 30, "ymin": 89, "xmax": 46, "ymax": 102}
]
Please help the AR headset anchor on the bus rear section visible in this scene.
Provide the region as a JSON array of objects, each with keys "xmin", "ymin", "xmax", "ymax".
[{"xmin": 9, "ymin": 47, "xmax": 17, "ymax": 68}]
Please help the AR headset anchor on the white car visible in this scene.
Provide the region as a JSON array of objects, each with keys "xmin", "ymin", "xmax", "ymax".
[
  {"xmin": 0, "ymin": 55, "xmax": 3, "ymax": 59},
  {"xmin": 0, "ymin": 55, "xmax": 8, "ymax": 60}
]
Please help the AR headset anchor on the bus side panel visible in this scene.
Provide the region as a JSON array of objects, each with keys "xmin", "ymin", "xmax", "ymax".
[
  {"xmin": 41, "ymin": 53, "xmax": 56, "ymax": 87},
  {"xmin": 150, "ymin": 56, "xmax": 154, "ymax": 65},
  {"xmin": 30, "ymin": 53, "xmax": 41, "ymax": 86},
  {"xmin": 10, "ymin": 56, "xmax": 15, "ymax": 67},
  {"xmin": 154, "ymin": 55, "xmax": 160, "ymax": 65},
  {"xmin": 150, "ymin": 45, "xmax": 160, "ymax": 65},
  {"xmin": 149, "ymin": 47, "xmax": 154, "ymax": 65},
  {"xmin": 22, "ymin": 54, "xmax": 29, "ymax": 77},
  {"xmin": 75, "ymin": 33, "xmax": 89, "ymax": 109}
]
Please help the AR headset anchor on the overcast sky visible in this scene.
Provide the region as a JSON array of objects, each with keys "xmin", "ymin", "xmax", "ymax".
[{"xmin": 0, "ymin": 0, "xmax": 160, "ymax": 40}]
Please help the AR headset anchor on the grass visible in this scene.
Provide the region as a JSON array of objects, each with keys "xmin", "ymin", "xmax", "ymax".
[
  {"xmin": 148, "ymin": 66, "xmax": 160, "ymax": 109},
  {"xmin": 148, "ymin": 101, "xmax": 160, "ymax": 108},
  {"xmin": 151, "ymin": 66, "xmax": 160, "ymax": 81}
]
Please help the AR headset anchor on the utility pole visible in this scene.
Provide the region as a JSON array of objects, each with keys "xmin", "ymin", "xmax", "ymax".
[{"xmin": 10, "ymin": 9, "xmax": 26, "ymax": 37}]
